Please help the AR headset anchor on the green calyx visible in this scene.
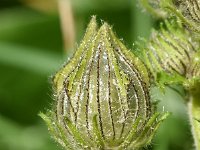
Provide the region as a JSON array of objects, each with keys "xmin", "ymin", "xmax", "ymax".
[
  {"xmin": 140, "ymin": 18, "xmax": 199, "ymax": 90},
  {"xmin": 40, "ymin": 17, "xmax": 169, "ymax": 150}
]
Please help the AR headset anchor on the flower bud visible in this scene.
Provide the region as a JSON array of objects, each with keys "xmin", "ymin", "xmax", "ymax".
[
  {"xmin": 40, "ymin": 17, "xmax": 168, "ymax": 150},
  {"xmin": 143, "ymin": 20, "xmax": 197, "ymax": 84}
]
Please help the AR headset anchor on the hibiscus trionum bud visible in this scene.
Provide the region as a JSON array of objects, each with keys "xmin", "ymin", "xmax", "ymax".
[
  {"xmin": 40, "ymin": 16, "xmax": 169, "ymax": 150},
  {"xmin": 143, "ymin": 20, "xmax": 197, "ymax": 82}
]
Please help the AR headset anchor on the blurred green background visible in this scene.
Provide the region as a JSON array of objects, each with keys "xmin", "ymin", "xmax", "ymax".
[{"xmin": 0, "ymin": 0, "xmax": 194, "ymax": 150}]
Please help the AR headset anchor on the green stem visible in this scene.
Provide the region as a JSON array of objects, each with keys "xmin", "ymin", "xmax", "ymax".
[
  {"xmin": 139, "ymin": 0, "xmax": 167, "ymax": 19},
  {"xmin": 189, "ymin": 94, "xmax": 200, "ymax": 150}
]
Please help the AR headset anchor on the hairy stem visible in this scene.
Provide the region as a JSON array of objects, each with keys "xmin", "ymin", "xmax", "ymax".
[
  {"xmin": 189, "ymin": 93, "xmax": 200, "ymax": 150},
  {"xmin": 139, "ymin": 0, "xmax": 167, "ymax": 19}
]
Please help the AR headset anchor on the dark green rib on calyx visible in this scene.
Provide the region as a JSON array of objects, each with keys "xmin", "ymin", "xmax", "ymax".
[{"xmin": 41, "ymin": 17, "xmax": 169, "ymax": 150}]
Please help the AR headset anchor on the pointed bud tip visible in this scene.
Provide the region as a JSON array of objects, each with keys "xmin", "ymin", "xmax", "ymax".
[
  {"xmin": 90, "ymin": 15, "xmax": 97, "ymax": 23},
  {"xmin": 98, "ymin": 22, "xmax": 112, "ymax": 34},
  {"xmin": 86, "ymin": 15, "xmax": 98, "ymax": 31}
]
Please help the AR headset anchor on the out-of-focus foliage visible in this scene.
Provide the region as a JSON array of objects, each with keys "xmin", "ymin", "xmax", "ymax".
[{"xmin": 0, "ymin": 0, "xmax": 194, "ymax": 150}]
